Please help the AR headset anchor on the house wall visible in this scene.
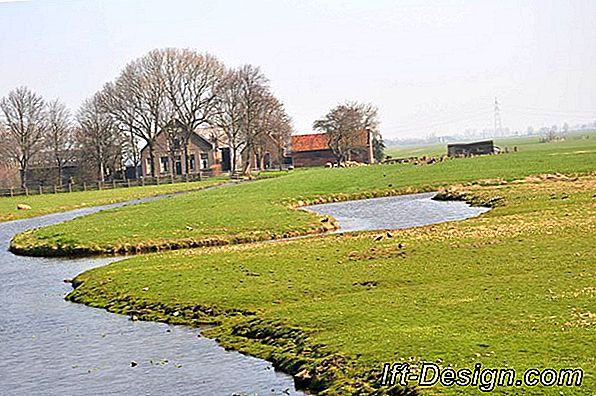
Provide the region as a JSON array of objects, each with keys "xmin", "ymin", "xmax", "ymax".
[
  {"xmin": 140, "ymin": 132, "xmax": 215, "ymax": 177},
  {"xmin": 292, "ymin": 149, "xmax": 337, "ymax": 167},
  {"xmin": 241, "ymin": 135, "xmax": 285, "ymax": 171}
]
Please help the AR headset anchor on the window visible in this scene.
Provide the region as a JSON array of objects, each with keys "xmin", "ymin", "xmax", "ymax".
[
  {"xmin": 173, "ymin": 137, "xmax": 181, "ymax": 150},
  {"xmin": 200, "ymin": 153, "xmax": 209, "ymax": 169},
  {"xmin": 160, "ymin": 157, "xmax": 169, "ymax": 173},
  {"xmin": 189, "ymin": 154, "xmax": 196, "ymax": 171}
]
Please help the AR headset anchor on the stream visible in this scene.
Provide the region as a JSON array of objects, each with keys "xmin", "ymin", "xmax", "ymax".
[{"xmin": 0, "ymin": 192, "xmax": 489, "ymax": 395}]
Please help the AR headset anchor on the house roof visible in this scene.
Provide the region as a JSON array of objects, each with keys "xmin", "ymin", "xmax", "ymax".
[
  {"xmin": 139, "ymin": 127, "xmax": 216, "ymax": 154},
  {"xmin": 447, "ymin": 140, "xmax": 494, "ymax": 148},
  {"xmin": 291, "ymin": 133, "xmax": 331, "ymax": 152},
  {"xmin": 291, "ymin": 130, "xmax": 371, "ymax": 153}
]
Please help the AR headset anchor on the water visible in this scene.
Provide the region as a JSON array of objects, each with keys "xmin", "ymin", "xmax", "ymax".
[
  {"xmin": 0, "ymin": 198, "xmax": 304, "ymax": 396},
  {"xmin": 303, "ymin": 192, "xmax": 490, "ymax": 233},
  {"xmin": 0, "ymin": 192, "xmax": 489, "ymax": 396}
]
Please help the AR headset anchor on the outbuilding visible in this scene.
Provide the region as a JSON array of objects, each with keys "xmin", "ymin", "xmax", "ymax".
[{"xmin": 447, "ymin": 140, "xmax": 495, "ymax": 157}]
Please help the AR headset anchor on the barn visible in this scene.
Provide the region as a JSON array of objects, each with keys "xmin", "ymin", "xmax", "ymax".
[
  {"xmin": 447, "ymin": 140, "xmax": 495, "ymax": 157},
  {"xmin": 290, "ymin": 130, "xmax": 374, "ymax": 167}
]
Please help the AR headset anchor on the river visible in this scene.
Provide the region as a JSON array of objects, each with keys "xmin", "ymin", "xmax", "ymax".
[{"xmin": 0, "ymin": 192, "xmax": 489, "ymax": 395}]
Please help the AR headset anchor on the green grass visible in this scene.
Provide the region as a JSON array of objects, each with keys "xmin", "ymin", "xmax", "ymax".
[
  {"xmin": 12, "ymin": 135, "xmax": 596, "ymax": 256},
  {"xmin": 66, "ymin": 176, "xmax": 596, "ymax": 395},
  {"xmin": 385, "ymin": 131, "xmax": 596, "ymax": 158},
  {"xmin": 0, "ymin": 177, "xmax": 229, "ymax": 223}
]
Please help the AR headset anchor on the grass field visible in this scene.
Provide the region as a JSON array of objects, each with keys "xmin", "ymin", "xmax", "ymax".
[
  {"xmin": 0, "ymin": 177, "xmax": 228, "ymax": 223},
  {"xmin": 385, "ymin": 131, "xmax": 595, "ymax": 158},
  {"xmin": 12, "ymin": 135, "xmax": 596, "ymax": 256},
  {"xmin": 11, "ymin": 135, "xmax": 596, "ymax": 395},
  {"xmin": 67, "ymin": 176, "xmax": 596, "ymax": 395}
]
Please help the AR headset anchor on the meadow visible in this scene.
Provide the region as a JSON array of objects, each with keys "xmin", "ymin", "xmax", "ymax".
[
  {"xmin": 10, "ymin": 134, "xmax": 596, "ymax": 395},
  {"xmin": 67, "ymin": 175, "xmax": 595, "ymax": 395},
  {"xmin": 0, "ymin": 177, "xmax": 227, "ymax": 223},
  {"xmin": 385, "ymin": 131, "xmax": 594, "ymax": 158},
  {"xmin": 11, "ymin": 134, "xmax": 596, "ymax": 256}
]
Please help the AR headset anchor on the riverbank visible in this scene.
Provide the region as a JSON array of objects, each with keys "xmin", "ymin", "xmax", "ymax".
[
  {"xmin": 66, "ymin": 175, "xmax": 596, "ymax": 395},
  {"xmin": 0, "ymin": 200, "xmax": 305, "ymax": 396},
  {"xmin": 10, "ymin": 136, "xmax": 596, "ymax": 257}
]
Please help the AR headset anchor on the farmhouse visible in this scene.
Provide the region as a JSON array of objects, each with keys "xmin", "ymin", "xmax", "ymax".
[
  {"xmin": 140, "ymin": 126, "xmax": 288, "ymax": 177},
  {"xmin": 447, "ymin": 140, "xmax": 495, "ymax": 157},
  {"xmin": 291, "ymin": 130, "xmax": 374, "ymax": 167},
  {"xmin": 140, "ymin": 127, "xmax": 224, "ymax": 177}
]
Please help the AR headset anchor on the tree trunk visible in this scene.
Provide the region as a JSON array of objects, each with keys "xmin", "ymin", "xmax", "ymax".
[
  {"xmin": 242, "ymin": 144, "xmax": 252, "ymax": 176},
  {"xmin": 148, "ymin": 144, "xmax": 156, "ymax": 177},
  {"xmin": 231, "ymin": 146, "xmax": 237, "ymax": 174},
  {"xmin": 99, "ymin": 162, "xmax": 105, "ymax": 182},
  {"xmin": 57, "ymin": 159, "xmax": 63, "ymax": 187},
  {"xmin": 19, "ymin": 166, "xmax": 27, "ymax": 190},
  {"xmin": 183, "ymin": 141, "xmax": 190, "ymax": 175},
  {"xmin": 259, "ymin": 149, "xmax": 265, "ymax": 170}
]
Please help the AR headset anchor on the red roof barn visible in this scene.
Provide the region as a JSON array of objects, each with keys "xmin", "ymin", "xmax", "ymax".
[{"xmin": 290, "ymin": 130, "xmax": 373, "ymax": 167}]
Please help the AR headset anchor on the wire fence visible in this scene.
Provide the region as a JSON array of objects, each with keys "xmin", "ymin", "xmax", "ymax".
[{"xmin": 0, "ymin": 173, "xmax": 209, "ymax": 198}]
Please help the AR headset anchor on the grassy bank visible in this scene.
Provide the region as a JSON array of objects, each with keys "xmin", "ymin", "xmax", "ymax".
[
  {"xmin": 66, "ymin": 176, "xmax": 596, "ymax": 395},
  {"xmin": 11, "ymin": 136, "xmax": 596, "ymax": 256},
  {"xmin": 0, "ymin": 177, "xmax": 228, "ymax": 223}
]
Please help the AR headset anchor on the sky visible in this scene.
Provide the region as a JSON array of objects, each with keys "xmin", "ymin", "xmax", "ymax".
[{"xmin": 0, "ymin": 0, "xmax": 595, "ymax": 139}]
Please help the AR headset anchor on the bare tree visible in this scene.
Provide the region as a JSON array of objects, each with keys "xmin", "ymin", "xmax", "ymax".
[
  {"xmin": 213, "ymin": 65, "xmax": 291, "ymax": 174},
  {"xmin": 0, "ymin": 87, "xmax": 47, "ymax": 188},
  {"xmin": 268, "ymin": 108, "xmax": 293, "ymax": 170},
  {"xmin": 77, "ymin": 92, "xmax": 123, "ymax": 182},
  {"xmin": 120, "ymin": 125, "xmax": 142, "ymax": 179},
  {"xmin": 253, "ymin": 92, "xmax": 293, "ymax": 170},
  {"xmin": 212, "ymin": 68, "xmax": 247, "ymax": 173},
  {"xmin": 99, "ymin": 82, "xmax": 143, "ymax": 179},
  {"xmin": 313, "ymin": 101, "xmax": 379, "ymax": 164},
  {"xmin": 162, "ymin": 48, "xmax": 225, "ymax": 175},
  {"xmin": 236, "ymin": 65, "xmax": 271, "ymax": 175},
  {"xmin": 103, "ymin": 50, "xmax": 172, "ymax": 177},
  {"xmin": 45, "ymin": 99, "xmax": 75, "ymax": 185}
]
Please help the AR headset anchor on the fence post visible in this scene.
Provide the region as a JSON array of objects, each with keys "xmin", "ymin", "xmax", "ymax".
[
  {"xmin": 98, "ymin": 181, "xmax": 102, "ymax": 190},
  {"xmin": 112, "ymin": 179, "xmax": 116, "ymax": 189},
  {"xmin": 170, "ymin": 174, "xmax": 174, "ymax": 184},
  {"xmin": 39, "ymin": 185, "xmax": 43, "ymax": 195},
  {"xmin": 83, "ymin": 182, "xmax": 87, "ymax": 191},
  {"xmin": 127, "ymin": 179, "xmax": 131, "ymax": 188},
  {"xmin": 24, "ymin": 187, "xmax": 29, "ymax": 196},
  {"xmin": 141, "ymin": 178, "xmax": 145, "ymax": 186},
  {"xmin": 53, "ymin": 185, "xmax": 57, "ymax": 194},
  {"xmin": 9, "ymin": 187, "xmax": 13, "ymax": 197},
  {"xmin": 68, "ymin": 183, "xmax": 72, "ymax": 193}
]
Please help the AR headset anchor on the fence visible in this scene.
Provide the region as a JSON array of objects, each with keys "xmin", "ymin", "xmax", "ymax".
[{"xmin": 0, "ymin": 172, "xmax": 209, "ymax": 198}]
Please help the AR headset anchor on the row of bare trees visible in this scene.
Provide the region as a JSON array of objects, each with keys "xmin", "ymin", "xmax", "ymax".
[
  {"xmin": 0, "ymin": 48, "xmax": 294, "ymax": 188},
  {"xmin": 95, "ymin": 48, "xmax": 292, "ymax": 177},
  {"xmin": 0, "ymin": 86, "xmax": 130, "ymax": 189},
  {"xmin": 0, "ymin": 88, "xmax": 80, "ymax": 188}
]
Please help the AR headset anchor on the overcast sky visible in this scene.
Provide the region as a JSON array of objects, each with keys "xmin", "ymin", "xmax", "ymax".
[{"xmin": 0, "ymin": 0, "xmax": 595, "ymax": 138}]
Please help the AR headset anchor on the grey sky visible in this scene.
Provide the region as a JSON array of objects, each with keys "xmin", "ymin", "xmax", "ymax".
[{"xmin": 1, "ymin": 0, "xmax": 594, "ymax": 138}]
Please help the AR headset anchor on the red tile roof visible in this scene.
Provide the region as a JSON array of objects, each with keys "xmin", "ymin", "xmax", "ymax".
[
  {"xmin": 291, "ymin": 133, "xmax": 331, "ymax": 152},
  {"xmin": 291, "ymin": 130, "xmax": 370, "ymax": 153}
]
